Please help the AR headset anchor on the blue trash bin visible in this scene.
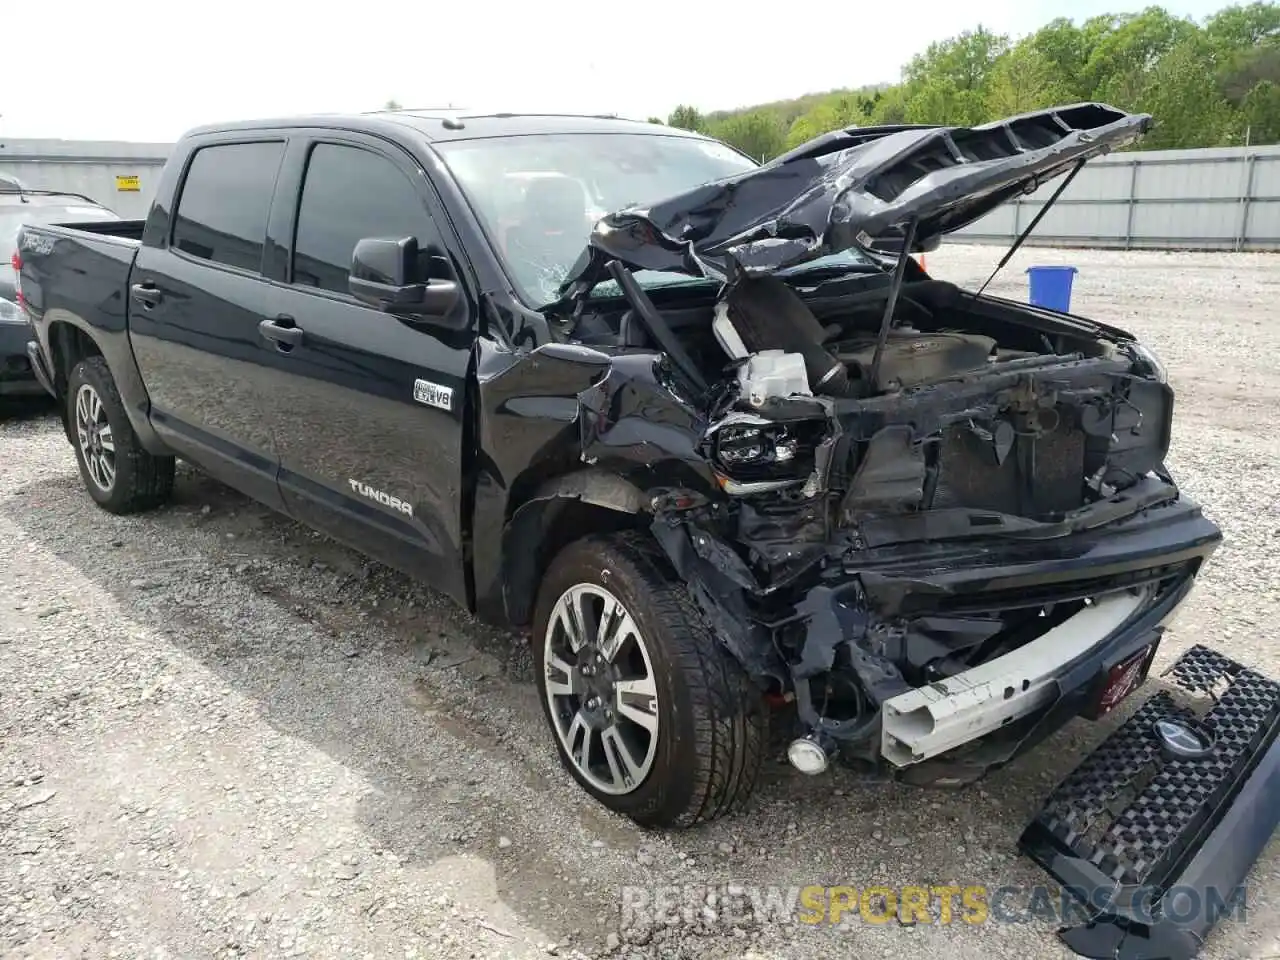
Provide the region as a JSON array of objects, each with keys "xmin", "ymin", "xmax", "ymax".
[{"xmin": 1026, "ymin": 265, "xmax": 1078, "ymax": 312}]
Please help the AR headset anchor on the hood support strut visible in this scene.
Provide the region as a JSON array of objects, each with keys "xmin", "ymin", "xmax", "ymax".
[
  {"xmin": 868, "ymin": 217, "xmax": 920, "ymax": 392},
  {"xmin": 606, "ymin": 260, "xmax": 708, "ymax": 393},
  {"xmin": 973, "ymin": 158, "xmax": 1088, "ymax": 300}
]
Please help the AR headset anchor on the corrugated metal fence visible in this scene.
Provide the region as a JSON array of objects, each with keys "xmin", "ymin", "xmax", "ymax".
[
  {"xmin": 0, "ymin": 138, "xmax": 170, "ymax": 219},
  {"xmin": 954, "ymin": 143, "xmax": 1279, "ymax": 252},
  {"xmin": 2, "ymin": 135, "xmax": 1278, "ymax": 251}
]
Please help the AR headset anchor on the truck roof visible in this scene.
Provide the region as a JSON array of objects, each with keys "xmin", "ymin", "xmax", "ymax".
[{"xmin": 182, "ymin": 110, "xmax": 707, "ymax": 144}]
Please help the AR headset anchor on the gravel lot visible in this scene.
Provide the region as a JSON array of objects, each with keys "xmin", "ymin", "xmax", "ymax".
[{"xmin": 2, "ymin": 244, "xmax": 1279, "ymax": 960}]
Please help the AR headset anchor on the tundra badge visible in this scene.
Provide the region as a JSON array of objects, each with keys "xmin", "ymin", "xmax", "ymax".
[
  {"xmin": 413, "ymin": 379, "xmax": 453, "ymax": 411},
  {"xmin": 348, "ymin": 479, "xmax": 414, "ymax": 517}
]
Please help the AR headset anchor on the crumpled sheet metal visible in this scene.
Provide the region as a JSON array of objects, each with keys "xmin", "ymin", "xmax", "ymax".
[{"xmin": 563, "ymin": 104, "xmax": 1150, "ymax": 288}]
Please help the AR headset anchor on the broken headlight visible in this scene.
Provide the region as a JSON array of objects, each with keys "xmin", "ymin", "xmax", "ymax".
[
  {"xmin": 717, "ymin": 424, "xmax": 797, "ymax": 466},
  {"xmin": 710, "ymin": 420, "xmax": 825, "ymax": 493},
  {"xmin": 1130, "ymin": 341, "xmax": 1168, "ymax": 384}
]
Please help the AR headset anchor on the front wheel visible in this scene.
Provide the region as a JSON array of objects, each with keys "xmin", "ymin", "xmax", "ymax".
[{"xmin": 533, "ymin": 532, "xmax": 766, "ymax": 828}]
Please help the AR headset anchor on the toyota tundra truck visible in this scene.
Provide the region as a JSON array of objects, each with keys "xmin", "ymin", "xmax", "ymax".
[{"xmin": 16, "ymin": 103, "xmax": 1279, "ymax": 959}]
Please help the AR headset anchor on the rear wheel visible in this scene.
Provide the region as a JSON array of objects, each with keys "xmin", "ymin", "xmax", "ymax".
[
  {"xmin": 67, "ymin": 356, "xmax": 174, "ymax": 514},
  {"xmin": 533, "ymin": 532, "xmax": 766, "ymax": 827}
]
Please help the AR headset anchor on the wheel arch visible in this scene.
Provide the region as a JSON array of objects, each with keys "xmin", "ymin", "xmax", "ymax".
[
  {"xmin": 48, "ymin": 320, "xmax": 104, "ymax": 443},
  {"xmin": 500, "ymin": 469, "xmax": 651, "ymax": 628},
  {"xmin": 46, "ymin": 317, "xmax": 170, "ymax": 455}
]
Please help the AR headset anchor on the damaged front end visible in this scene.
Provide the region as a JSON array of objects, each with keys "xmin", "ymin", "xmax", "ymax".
[
  {"xmin": 633, "ymin": 294, "xmax": 1221, "ymax": 784},
  {"xmin": 473, "ymin": 100, "xmax": 1267, "ymax": 956},
  {"xmin": 556, "ymin": 103, "xmax": 1223, "ymax": 787}
]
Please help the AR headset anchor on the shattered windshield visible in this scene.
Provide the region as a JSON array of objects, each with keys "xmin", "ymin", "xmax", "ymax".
[{"xmin": 435, "ymin": 132, "xmax": 757, "ymax": 307}]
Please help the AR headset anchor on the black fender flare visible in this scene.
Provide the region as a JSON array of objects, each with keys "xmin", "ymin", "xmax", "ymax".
[
  {"xmin": 43, "ymin": 314, "xmax": 170, "ymax": 456},
  {"xmin": 500, "ymin": 469, "xmax": 649, "ymax": 626}
]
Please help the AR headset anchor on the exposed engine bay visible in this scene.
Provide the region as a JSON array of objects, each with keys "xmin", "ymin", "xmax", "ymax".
[
  {"xmin": 539, "ymin": 103, "xmax": 1216, "ymax": 785},
  {"xmin": 556, "ymin": 256, "xmax": 1188, "ymax": 781}
]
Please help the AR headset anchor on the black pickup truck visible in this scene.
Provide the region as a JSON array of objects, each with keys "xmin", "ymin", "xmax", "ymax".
[{"xmin": 15, "ymin": 103, "xmax": 1280, "ymax": 958}]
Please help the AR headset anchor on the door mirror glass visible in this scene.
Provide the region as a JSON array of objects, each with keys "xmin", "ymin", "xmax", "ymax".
[{"xmin": 349, "ymin": 236, "xmax": 461, "ymax": 320}]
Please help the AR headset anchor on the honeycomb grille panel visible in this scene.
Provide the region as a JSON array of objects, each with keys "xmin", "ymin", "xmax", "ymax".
[{"xmin": 1026, "ymin": 645, "xmax": 1280, "ymax": 886}]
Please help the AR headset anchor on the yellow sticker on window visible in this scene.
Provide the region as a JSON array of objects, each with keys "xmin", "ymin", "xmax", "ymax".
[{"xmin": 115, "ymin": 175, "xmax": 140, "ymax": 192}]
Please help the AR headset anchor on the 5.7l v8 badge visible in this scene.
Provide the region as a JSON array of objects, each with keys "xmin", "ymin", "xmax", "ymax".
[{"xmin": 414, "ymin": 379, "xmax": 453, "ymax": 411}]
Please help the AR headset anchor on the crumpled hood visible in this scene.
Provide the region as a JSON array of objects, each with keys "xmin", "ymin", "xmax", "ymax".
[{"xmin": 562, "ymin": 103, "xmax": 1150, "ymax": 291}]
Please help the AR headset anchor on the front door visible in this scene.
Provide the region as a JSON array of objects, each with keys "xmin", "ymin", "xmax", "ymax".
[
  {"xmin": 128, "ymin": 138, "xmax": 287, "ymax": 509},
  {"xmin": 261, "ymin": 136, "xmax": 473, "ymax": 605}
]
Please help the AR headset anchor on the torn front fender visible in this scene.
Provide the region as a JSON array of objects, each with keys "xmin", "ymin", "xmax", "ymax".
[
  {"xmin": 648, "ymin": 515, "xmax": 786, "ymax": 686},
  {"xmin": 576, "ymin": 352, "xmax": 721, "ymax": 494},
  {"xmin": 473, "ymin": 336, "xmax": 726, "ymax": 626}
]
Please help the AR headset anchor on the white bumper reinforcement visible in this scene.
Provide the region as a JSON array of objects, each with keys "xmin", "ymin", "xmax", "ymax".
[{"xmin": 880, "ymin": 589, "xmax": 1157, "ymax": 767}]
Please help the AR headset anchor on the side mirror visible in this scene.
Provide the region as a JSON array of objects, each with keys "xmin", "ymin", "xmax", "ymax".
[{"xmin": 349, "ymin": 236, "xmax": 461, "ymax": 318}]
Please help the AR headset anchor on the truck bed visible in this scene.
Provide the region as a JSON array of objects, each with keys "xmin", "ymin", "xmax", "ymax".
[
  {"xmin": 18, "ymin": 221, "xmax": 143, "ymax": 369},
  {"xmin": 51, "ymin": 219, "xmax": 146, "ymax": 243}
]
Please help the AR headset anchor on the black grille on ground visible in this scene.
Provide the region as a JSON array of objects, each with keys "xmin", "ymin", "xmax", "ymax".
[
  {"xmin": 1024, "ymin": 645, "xmax": 1280, "ymax": 887},
  {"xmin": 931, "ymin": 415, "xmax": 1086, "ymax": 517}
]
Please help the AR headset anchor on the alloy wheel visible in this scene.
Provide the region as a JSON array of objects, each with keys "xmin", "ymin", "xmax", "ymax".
[
  {"xmin": 74, "ymin": 383, "xmax": 115, "ymax": 493},
  {"xmin": 542, "ymin": 583, "xmax": 660, "ymax": 795}
]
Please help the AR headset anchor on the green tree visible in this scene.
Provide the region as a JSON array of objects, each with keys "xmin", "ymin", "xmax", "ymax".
[
  {"xmin": 384, "ymin": 99, "xmax": 402, "ymax": 110},
  {"xmin": 660, "ymin": 4, "xmax": 1280, "ymax": 149},
  {"xmin": 1204, "ymin": 1, "xmax": 1280, "ymax": 47},
  {"xmin": 784, "ymin": 94, "xmax": 864, "ymax": 149},
  {"xmin": 1026, "ymin": 16, "xmax": 1117, "ymax": 101},
  {"xmin": 868, "ymin": 86, "xmax": 910, "ymax": 124},
  {"xmin": 1085, "ymin": 7, "xmax": 1200, "ymax": 107},
  {"xmin": 667, "ymin": 105, "xmax": 704, "ymax": 132},
  {"xmin": 1207, "ymin": 4, "xmax": 1280, "ymax": 122},
  {"xmin": 1138, "ymin": 38, "xmax": 1237, "ymax": 147},
  {"xmin": 904, "ymin": 26, "xmax": 1010, "ymax": 93},
  {"xmin": 646, "ymin": 116, "xmax": 664, "ymax": 124},
  {"xmin": 708, "ymin": 111, "xmax": 787, "ymax": 161},
  {"xmin": 986, "ymin": 41, "xmax": 1070, "ymax": 115},
  {"xmin": 900, "ymin": 27, "xmax": 1009, "ymax": 125},
  {"xmin": 1217, "ymin": 42, "xmax": 1280, "ymax": 101},
  {"xmin": 1237, "ymin": 78, "xmax": 1280, "ymax": 142},
  {"xmin": 903, "ymin": 77, "xmax": 995, "ymax": 125}
]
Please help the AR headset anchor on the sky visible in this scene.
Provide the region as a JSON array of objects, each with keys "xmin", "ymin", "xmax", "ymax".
[{"xmin": 2, "ymin": 0, "xmax": 1234, "ymax": 143}]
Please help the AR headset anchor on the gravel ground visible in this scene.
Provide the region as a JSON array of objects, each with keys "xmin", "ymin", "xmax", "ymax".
[{"xmin": 2, "ymin": 244, "xmax": 1279, "ymax": 960}]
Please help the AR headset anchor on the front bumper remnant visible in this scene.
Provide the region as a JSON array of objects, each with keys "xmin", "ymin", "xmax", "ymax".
[
  {"xmin": 1019, "ymin": 645, "xmax": 1280, "ymax": 960},
  {"xmin": 881, "ymin": 590, "xmax": 1150, "ymax": 767}
]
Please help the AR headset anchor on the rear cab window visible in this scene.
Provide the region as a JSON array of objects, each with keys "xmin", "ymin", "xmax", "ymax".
[
  {"xmin": 171, "ymin": 141, "xmax": 285, "ymax": 272},
  {"xmin": 290, "ymin": 142, "xmax": 445, "ymax": 295}
]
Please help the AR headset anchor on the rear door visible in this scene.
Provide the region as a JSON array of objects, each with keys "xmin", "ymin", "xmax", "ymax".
[
  {"xmin": 128, "ymin": 138, "xmax": 287, "ymax": 508},
  {"xmin": 260, "ymin": 133, "xmax": 474, "ymax": 606}
]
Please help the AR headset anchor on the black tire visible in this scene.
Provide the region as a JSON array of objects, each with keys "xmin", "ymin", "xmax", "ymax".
[
  {"xmin": 533, "ymin": 532, "xmax": 766, "ymax": 828},
  {"xmin": 67, "ymin": 356, "xmax": 175, "ymax": 514}
]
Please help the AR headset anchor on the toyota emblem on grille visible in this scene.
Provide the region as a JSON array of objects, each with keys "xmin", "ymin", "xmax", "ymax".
[{"xmin": 1153, "ymin": 718, "xmax": 1217, "ymax": 760}]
